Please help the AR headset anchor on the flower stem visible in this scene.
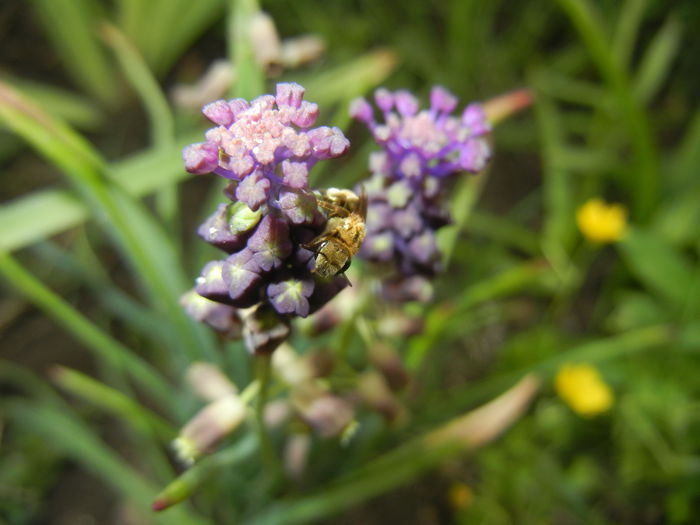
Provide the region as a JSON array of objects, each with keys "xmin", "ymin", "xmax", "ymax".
[{"xmin": 254, "ymin": 354, "xmax": 281, "ymax": 479}]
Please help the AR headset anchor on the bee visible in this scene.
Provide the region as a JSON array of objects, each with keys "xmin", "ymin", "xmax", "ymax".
[{"xmin": 304, "ymin": 187, "xmax": 367, "ymax": 283}]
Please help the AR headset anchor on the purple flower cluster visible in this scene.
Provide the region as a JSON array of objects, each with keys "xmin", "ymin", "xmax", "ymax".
[
  {"xmin": 181, "ymin": 83, "xmax": 350, "ymax": 353},
  {"xmin": 350, "ymin": 86, "xmax": 492, "ymax": 301}
]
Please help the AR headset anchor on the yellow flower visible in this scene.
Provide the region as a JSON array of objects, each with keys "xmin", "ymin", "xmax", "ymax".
[
  {"xmin": 576, "ymin": 198, "xmax": 627, "ymax": 243},
  {"xmin": 448, "ymin": 482, "xmax": 474, "ymax": 510},
  {"xmin": 555, "ymin": 363, "xmax": 614, "ymax": 417}
]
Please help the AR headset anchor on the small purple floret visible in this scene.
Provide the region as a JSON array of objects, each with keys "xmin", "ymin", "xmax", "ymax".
[
  {"xmin": 267, "ymin": 279, "xmax": 314, "ymax": 317},
  {"xmin": 183, "ymin": 143, "xmax": 219, "ymax": 175},
  {"xmin": 247, "ymin": 215, "xmax": 292, "ymax": 271}
]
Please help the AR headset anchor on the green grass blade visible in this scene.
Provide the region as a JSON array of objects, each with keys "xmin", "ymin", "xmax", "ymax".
[
  {"xmin": 7, "ymin": 400, "xmax": 208, "ymax": 525},
  {"xmin": 0, "ymin": 190, "xmax": 87, "ymax": 254},
  {"xmin": 0, "ymin": 129, "xmax": 202, "ymax": 254},
  {"xmin": 138, "ymin": 0, "xmax": 224, "ymax": 74},
  {"xmin": 250, "ymin": 376, "xmax": 538, "ymax": 525},
  {"xmin": 438, "ymin": 171, "xmax": 488, "ymax": 266},
  {"xmin": 532, "ymin": 85, "xmax": 576, "ymax": 253},
  {"xmin": 0, "ymin": 253, "xmax": 173, "ymax": 411},
  {"xmin": 612, "ymin": 0, "xmax": 648, "ymax": 67},
  {"xmin": 0, "ymin": 81, "xmax": 219, "ymax": 365},
  {"xmin": 555, "ymin": 0, "xmax": 658, "ymax": 220},
  {"xmin": 633, "ymin": 16, "xmax": 682, "ymax": 104},
  {"xmin": 300, "ymin": 49, "xmax": 399, "ymax": 109},
  {"xmin": 407, "ymin": 262, "xmax": 549, "ymax": 370},
  {"xmin": 618, "ymin": 228, "xmax": 696, "ymax": 309},
  {"xmin": 3, "ymin": 77, "xmax": 103, "ymax": 129},
  {"xmin": 436, "ymin": 324, "xmax": 673, "ymax": 415},
  {"xmin": 152, "ymin": 435, "xmax": 257, "ymax": 512},
  {"xmin": 670, "ymin": 105, "xmax": 700, "ymax": 188},
  {"xmin": 52, "ymin": 365, "xmax": 175, "ymax": 439},
  {"xmin": 229, "ymin": 0, "xmax": 265, "ymax": 99},
  {"xmin": 101, "ymin": 22, "xmax": 175, "ymax": 149},
  {"xmin": 29, "ymin": 0, "xmax": 118, "ymax": 104}
]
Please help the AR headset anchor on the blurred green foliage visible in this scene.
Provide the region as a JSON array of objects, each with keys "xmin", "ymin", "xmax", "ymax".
[{"xmin": 1, "ymin": 0, "xmax": 699, "ymax": 524}]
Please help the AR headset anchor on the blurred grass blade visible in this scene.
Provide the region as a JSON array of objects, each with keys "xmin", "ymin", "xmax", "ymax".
[
  {"xmin": 0, "ymin": 81, "xmax": 219, "ymax": 365},
  {"xmin": 250, "ymin": 376, "xmax": 538, "ymax": 525},
  {"xmin": 532, "ymin": 86, "xmax": 575, "ymax": 253},
  {"xmin": 618, "ymin": 228, "xmax": 696, "ymax": 310},
  {"xmin": 101, "ymin": 22, "xmax": 175, "ymax": 148},
  {"xmin": 0, "ymin": 190, "xmax": 87, "ymax": 253},
  {"xmin": 0, "ymin": 253, "xmax": 173, "ymax": 411},
  {"xmin": 52, "ymin": 365, "xmax": 175, "ymax": 439},
  {"xmin": 670, "ymin": 106, "xmax": 700, "ymax": 188},
  {"xmin": 301, "ymin": 49, "xmax": 399, "ymax": 109},
  {"xmin": 152, "ymin": 436, "xmax": 257, "ymax": 512},
  {"xmin": 0, "ymin": 359, "xmax": 64, "ymax": 403},
  {"xmin": 407, "ymin": 262, "xmax": 549, "ymax": 370},
  {"xmin": 612, "ymin": 0, "xmax": 648, "ymax": 67},
  {"xmin": 438, "ymin": 324, "xmax": 672, "ymax": 415},
  {"xmin": 32, "ymin": 241, "xmax": 173, "ymax": 347},
  {"xmin": 633, "ymin": 16, "xmax": 682, "ymax": 104},
  {"xmin": 438, "ymin": 171, "xmax": 488, "ymax": 265},
  {"xmin": 3, "ymin": 77, "xmax": 103, "ymax": 129},
  {"xmin": 100, "ymin": 20, "xmax": 181, "ymax": 242},
  {"xmin": 229, "ymin": 0, "xmax": 265, "ymax": 99},
  {"xmin": 533, "ymin": 71, "xmax": 608, "ymax": 107},
  {"xmin": 137, "ymin": 0, "xmax": 225, "ymax": 75},
  {"xmin": 30, "ymin": 0, "xmax": 118, "ymax": 104},
  {"xmin": 7, "ymin": 401, "xmax": 208, "ymax": 525},
  {"xmin": 556, "ymin": 0, "xmax": 658, "ymax": 220}
]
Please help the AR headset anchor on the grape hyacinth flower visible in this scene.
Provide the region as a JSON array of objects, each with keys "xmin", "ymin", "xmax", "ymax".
[
  {"xmin": 181, "ymin": 83, "xmax": 350, "ymax": 354},
  {"xmin": 350, "ymin": 86, "xmax": 492, "ymax": 301}
]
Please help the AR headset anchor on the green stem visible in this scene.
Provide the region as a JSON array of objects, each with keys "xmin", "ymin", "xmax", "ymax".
[{"xmin": 255, "ymin": 354, "xmax": 281, "ymax": 478}]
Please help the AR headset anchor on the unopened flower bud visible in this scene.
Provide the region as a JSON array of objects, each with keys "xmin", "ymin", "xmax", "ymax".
[
  {"xmin": 285, "ymin": 433, "xmax": 311, "ymax": 479},
  {"xmin": 368, "ymin": 343, "xmax": 410, "ymax": 391},
  {"xmin": 356, "ymin": 371, "xmax": 405, "ymax": 423},
  {"xmin": 249, "ymin": 11, "xmax": 281, "ymax": 70},
  {"xmin": 280, "ymin": 35, "xmax": 325, "ymax": 68},
  {"xmin": 299, "ymin": 394, "xmax": 354, "ymax": 438},
  {"xmin": 186, "ymin": 363, "xmax": 238, "ymax": 402},
  {"xmin": 173, "ymin": 395, "xmax": 246, "ymax": 465}
]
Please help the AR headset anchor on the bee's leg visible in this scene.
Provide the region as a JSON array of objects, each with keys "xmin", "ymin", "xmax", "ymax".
[
  {"xmin": 302, "ymin": 237, "xmax": 326, "ymax": 251},
  {"xmin": 338, "ymin": 272, "xmax": 352, "ymax": 287},
  {"xmin": 317, "ymin": 201, "xmax": 350, "ymax": 217},
  {"xmin": 333, "ymin": 260, "xmax": 353, "ymax": 286},
  {"xmin": 338, "ymin": 260, "xmax": 352, "ymax": 274}
]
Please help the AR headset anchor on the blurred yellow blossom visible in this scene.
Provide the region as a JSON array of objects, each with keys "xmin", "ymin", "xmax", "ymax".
[
  {"xmin": 576, "ymin": 198, "xmax": 627, "ymax": 243},
  {"xmin": 555, "ymin": 363, "xmax": 614, "ymax": 417},
  {"xmin": 448, "ymin": 482, "xmax": 474, "ymax": 510}
]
